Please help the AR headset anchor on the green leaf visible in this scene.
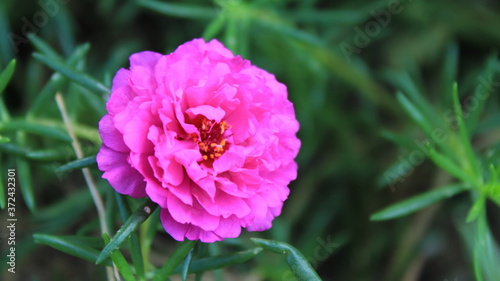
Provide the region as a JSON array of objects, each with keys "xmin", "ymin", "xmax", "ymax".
[
  {"xmin": 153, "ymin": 240, "xmax": 197, "ymax": 281},
  {"xmin": 466, "ymin": 53, "xmax": 498, "ymax": 132},
  {"xmin": 0, "ymin": 142, "xmax": 28, "ymax": 157},
  {"xmin": 27, "ymin": 34, "xmax": 63, "ymax": 61},
  {"xmin": 102, "ymin": 233, "xmax": 135, "ymax": 281},
  {"xmin": 0, "ymin": 120, "xmax": 71, "ymax": 142},
  {"xmin": 466, "ymin": 194, "xmax": 487, "ymax": 223},
  {"xmin": 438, "ymin": 43, "xmax": 458, "ymax": 107},
  {"xmin": 115, "ymin": 193, "xmax": 146, "ymax": 281},
  {"xmin": 129, "ymin": 232, "xmax": 145, "ymax": 281},
  {"xmin": 16, "ymin": 139, "xmax": 36, "ymax": 211},
  {"xmin": 370, "ymin": 184, "xmax": 467, "ymax": 221},
  {"xmin": 181, "ymin": 248, "xmax": 193, "ymax": 281},
  {"xmin": 36, "ymin": 118, "xmax": 100, "ymax": 144},
  {"xmin": 33, "ymin": 52, "xmax": 109, "ymax": 95},
  {"xmin": 55, "ymin": 156, "xmax": 96, "ymax": 173},
  {"xmin": 452, "ymin": 82, "xmax": 481, "ymax": 179},
  {"xmin": 25, "ymin": 148, "xmax": 73, "ymax": 162},
  {"xmin": 250, "ymin": 238, "xmax": 321, "ymax": 281},
  {"xmin": 396, "ymin": 91, "xmax": 434, "ymax": 137},
  {"xmin": 202, "ymin": 14, "xmax": 226, "ymax": 40},
  {"xmin": 34, "ymin": 234, "xmax": 112, "ymax": 266},
  {"xmin": 34, "ymin": 187, "xmax": 93, "ymax": 221},
  {"xmin": 427, "ymin": 144, "xmax": 479, "ymax": 187},
  {"xmin": 137, "ymin": 0, "xmax": 216, "ymax": 20},
  {"xmin": 0, "ymin": 59, "xmax": 15, "ymax": 121},
  {"xmin": 471, "ymin": 210, "xmax": 500, "ymax": 280},
  {"xmin": 28, "ymin": 43, "xmax": 90, "ymax": 117},
  {"xmin": 172, "ymin": 247, "xmax": 263, "ymax": 275},
  {"xmin": 96, "ymin": 199, "xmax": 158, "ymax": 264},
  {"xmin": 393, "ymin": 71, "xmax": 442, "ymax": 128},
  {"xmin": 0, "ymin": 159, "xmax": 4, "ymax": 209},
  {"xmin": 0, "ymin": 59, "xmax": 15, "ymax": 95}
]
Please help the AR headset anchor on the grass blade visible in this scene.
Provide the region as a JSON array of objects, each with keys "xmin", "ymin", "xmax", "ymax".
[
  {"xmin": 96, "ymin": 199, "xmax": 158, "ymax": 264},
  {"xmin": 251, "ymin": 238, "xmax": 321, "ymax": 281},
  {"xmin": 370, "ymin": 184, "xmax": 467, "ymax": 221}
]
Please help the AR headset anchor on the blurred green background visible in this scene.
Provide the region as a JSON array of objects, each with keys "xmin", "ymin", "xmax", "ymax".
[{"xmin": 1, "ymin": 0, "xmax": 500, "ymax": 280}]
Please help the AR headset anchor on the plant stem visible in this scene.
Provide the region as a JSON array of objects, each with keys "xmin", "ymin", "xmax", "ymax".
[{"xmin": 55, "ymin": 92, "xmax": 118, "ymax": 281}]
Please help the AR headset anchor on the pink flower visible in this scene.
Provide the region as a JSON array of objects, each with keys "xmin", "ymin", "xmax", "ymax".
[{"xmin": 97, "ymin": 39, "xmax": 300, "ymax": 242}]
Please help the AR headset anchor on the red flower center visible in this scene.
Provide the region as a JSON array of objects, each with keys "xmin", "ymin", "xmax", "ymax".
[{"xmin": 190, "ymin": 118, "xmax": 230, "ymax": 161}]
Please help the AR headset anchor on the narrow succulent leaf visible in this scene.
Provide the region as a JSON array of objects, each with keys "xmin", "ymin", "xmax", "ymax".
[
  {"xmin": 396, "ymin": 91, "xmax": 434, "ymax": 136},
  {"xmin": 129, "ymin": 232, "xmax": 145, "ymax": 281},
  {"xmin": 181, "ymin": 248, "xmax": 194, "ymax": 281},
  {"xmin": 370, "ymin": 184, "xmax": 467, "ymax": 221},
  {"xmin": 256, "ymin": 15, "xmax": 396, "ymax": 112},
  {"xmin": 55, "ymin": 156, "xmax": 96, "ymax": 172},
  {"xmin": 137, "ymin": 0, "xmax": 216, "ymax": 19},
  {"xmin": 17, "ymin": 154, "xmax": 35, "ymax": 211},
  {"xmin": 452, "ymin": 82, "xmax": 481, "ymax": 178},
  {"xmin": 394, "ymin": 71, "xmax": 444, "ymax": 129},
  {"xmin": 0, "ymin": 6, "xmax": 14, "ymax": 64},
  {"xmin": 0, "ymin": 158, "xmax": 4, "ymax": 209},
  {"xmin": 102, "ymin": 233, "xmax": 136, "ymax": 281},
  {"xmin": 473, "ymin": 210, "xmax": 500, "ymax": 280},
  {"xmin": 34, "ymin": 234, "xmax": 112, "ymax": 266},
  {"xmin": 115, "ymin": 194, "xmax": 146, "ymax": 281},
  {"xmin": 152, "ymin": 240, "xmax": 197, "ymax": 281},
  {"xmin": 35, "ymin": 118, "xmax": 100, "ymax": 143},
  {"xmin": 250, "ymin": 238, "xmax": 321, "ymax": 281},
  {"xmin": 0, "ymin": 59, "xmax": 15, "ymax": 96},
  {"xmin": 34, "ymin": 187, "xmax": 93, "ymax": 220},
  {"xmin": 439, "ymin": 43, "xmax": 459, "ymax": 107},
  {"xmin": 0, "ymin": 142, "xmax": 29, "ymax": 157},
  {"xmin": 466, "ymin": 194, "xmax": 487, "ymax": 223},
  {"xmin": 33, "ymin": 52, "xmax": 109, "ymax": 95},
  {"xmin": 0, "ymin": 120, "xmax": 71, "ymax": 142},
  {"xmin": 25, "ymin": 148, "xmax": 73, "ymax": 161},
  {"xmin": 27, "ymin": 34, "xmax": 63, "ymax": 61},
  {"xmin": 203, "ymin": 14, "xmax": 226, "ymax": 40},
  {"xmin": 466, "ymin": 53, "xmax": 498, "ymax": 132},
  {"xmin": 96, "ymin": 199, "xmax": 158, "ymax": 264},
  {"xmin": 172, "ymin": 247, "xmax": 263, "ymax": 275},
  {"xmin": 427, "ymin": 144, "xmax": 478, "ymax": 187},
  {"xmin": 28, "ymin": 43, "xmax": 90, "ymax": 116}
]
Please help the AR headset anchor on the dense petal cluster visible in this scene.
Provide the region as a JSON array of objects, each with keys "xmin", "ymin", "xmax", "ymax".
[{"xmin": 97, "ymin": 39, "xmax": 300, "ymax": 242}]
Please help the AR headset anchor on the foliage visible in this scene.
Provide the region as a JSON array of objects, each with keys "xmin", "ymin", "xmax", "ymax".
[{"xmin": 1, "ymin": 0, "xmax": 500, "ymax": 280}]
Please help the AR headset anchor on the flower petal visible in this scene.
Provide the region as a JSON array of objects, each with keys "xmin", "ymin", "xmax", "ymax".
[{"xmin": 97, "ymin": 145, "xmax": 146, "ymax": 198}]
